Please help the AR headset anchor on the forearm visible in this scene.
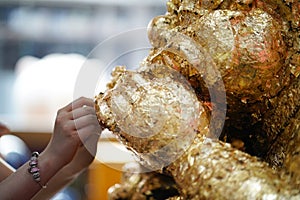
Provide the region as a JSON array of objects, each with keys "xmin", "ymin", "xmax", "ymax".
[
  {"xmin": 0, "ymin": 157, "xmax": 15, "ymax": 182},
  {"xmin": 32, "ymin": 163, "xmax": 85, "ymax": 200},
  {"xmin": 0, "ymin": 151, "xmax": 65, "ymax": 200},
  {"xmin": 32, "ymin": 144, "xmax": 95, "ymax": 200}
]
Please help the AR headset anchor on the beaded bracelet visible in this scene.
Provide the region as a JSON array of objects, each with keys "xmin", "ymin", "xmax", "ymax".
[{"xmin": 28, "ymin": 152, "xmax": 47, "ymax": 189}]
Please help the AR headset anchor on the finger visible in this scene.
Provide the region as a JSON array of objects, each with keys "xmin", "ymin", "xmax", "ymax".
[
  {"xmin": 79, "ymin": 133, "xmax": 99, "ymax": 158},
  {"xmin": 72, "ymin": 105, "xmax": 96, "ymax": 120},
  {"xmin": 74, "ymin": 114, "xmax": 99, "ymax": 131},
  {"xmin": 53, "ymin": 118, "xmax": 77, "ymax": 135},
  {"xmin": 77, "ymin": 123, "xmax": 101, "ymax": 145},
  {"xmin": 58, "ymin": 97, "xmax": 94, "ymax": 113},
  {"xmin": 71, "ymin": 97, "xmax": 94, "ymax": 111}
]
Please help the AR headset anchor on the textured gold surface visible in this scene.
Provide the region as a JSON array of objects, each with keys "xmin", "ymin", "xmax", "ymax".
[
  {"xmin": 107, "ymin": 162, "xmax": 180, "ymax": 200},
  {"xmin": 144, "ymin": 0, "xmax": 300, "ymax": 158},
  {"xmin": 95, "ymin": 64, "xmax": 207, "ymax": 170},
  {"xmin": 95, "ymin": 0, "xmax": 300, "ymax": 199},
  {"xmin": 167, "ymin": 136, "xmax": 300, "ymax": 199},
  {"xmin": 147, "ymin": 1, "xmax": 290, "ymax": 100},
  {"xmin": 264, "ymin": 77, "xmax": 300, "ymax": 170},
  {"xmin": 95, "ymin": 67, "xmax": 300, "ymax": 198}
]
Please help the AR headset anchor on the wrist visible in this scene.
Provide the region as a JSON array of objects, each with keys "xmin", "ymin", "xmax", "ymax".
[
  {"xmin": 42, "ymin": 142, "xmax": 73, "ymax": 168},
  {"xmin": 36, "ymin": 150, "xmax": 66, "ymax": 185},
  {"xmin": 41, "ymin": 149, "xmax": 66, "ymax": 168}
]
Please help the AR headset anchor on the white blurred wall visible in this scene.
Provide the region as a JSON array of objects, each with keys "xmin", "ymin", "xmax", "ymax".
[{"xmin": 11, "ymin": 54, "xmax": 103, "ymax": 131}]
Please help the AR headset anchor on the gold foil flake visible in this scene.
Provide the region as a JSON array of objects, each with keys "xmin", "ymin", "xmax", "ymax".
[{"xmin": 96, "ymin": 64, "xmax": 204, "ymax": 170}]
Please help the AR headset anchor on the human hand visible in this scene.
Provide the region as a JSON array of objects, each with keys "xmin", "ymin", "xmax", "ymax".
[
  {"xmin": 44, "ymin": 97, "xmax": 102, "ymax": 168},
  {"xmin": 59, "ymin": 135, "xmax": 99, "ymax": 177}
]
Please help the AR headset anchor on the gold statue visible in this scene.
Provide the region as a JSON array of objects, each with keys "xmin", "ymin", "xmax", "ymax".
[{"xmin": 95, "ymin": 0, "xmax": 300, "ymax": 199}]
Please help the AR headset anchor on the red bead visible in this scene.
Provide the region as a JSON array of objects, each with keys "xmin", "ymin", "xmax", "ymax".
[
  {"xmin": 29, "ymin": 160, "xmax": 38, "ymax": 166},
  {"xmin": 30, "ymin": 167, "xmax": 40, "ymax": 173}
]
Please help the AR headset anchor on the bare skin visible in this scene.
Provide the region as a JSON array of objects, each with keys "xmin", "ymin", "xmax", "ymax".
[{"xmin": 0, "ymin": 97, "xmax": 101, "ymax": 200}]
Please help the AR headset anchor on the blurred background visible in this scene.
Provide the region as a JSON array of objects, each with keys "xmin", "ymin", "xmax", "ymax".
[{"xmin": 0, "ymin": 0, "xmax": 166, "ymax": 199}]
